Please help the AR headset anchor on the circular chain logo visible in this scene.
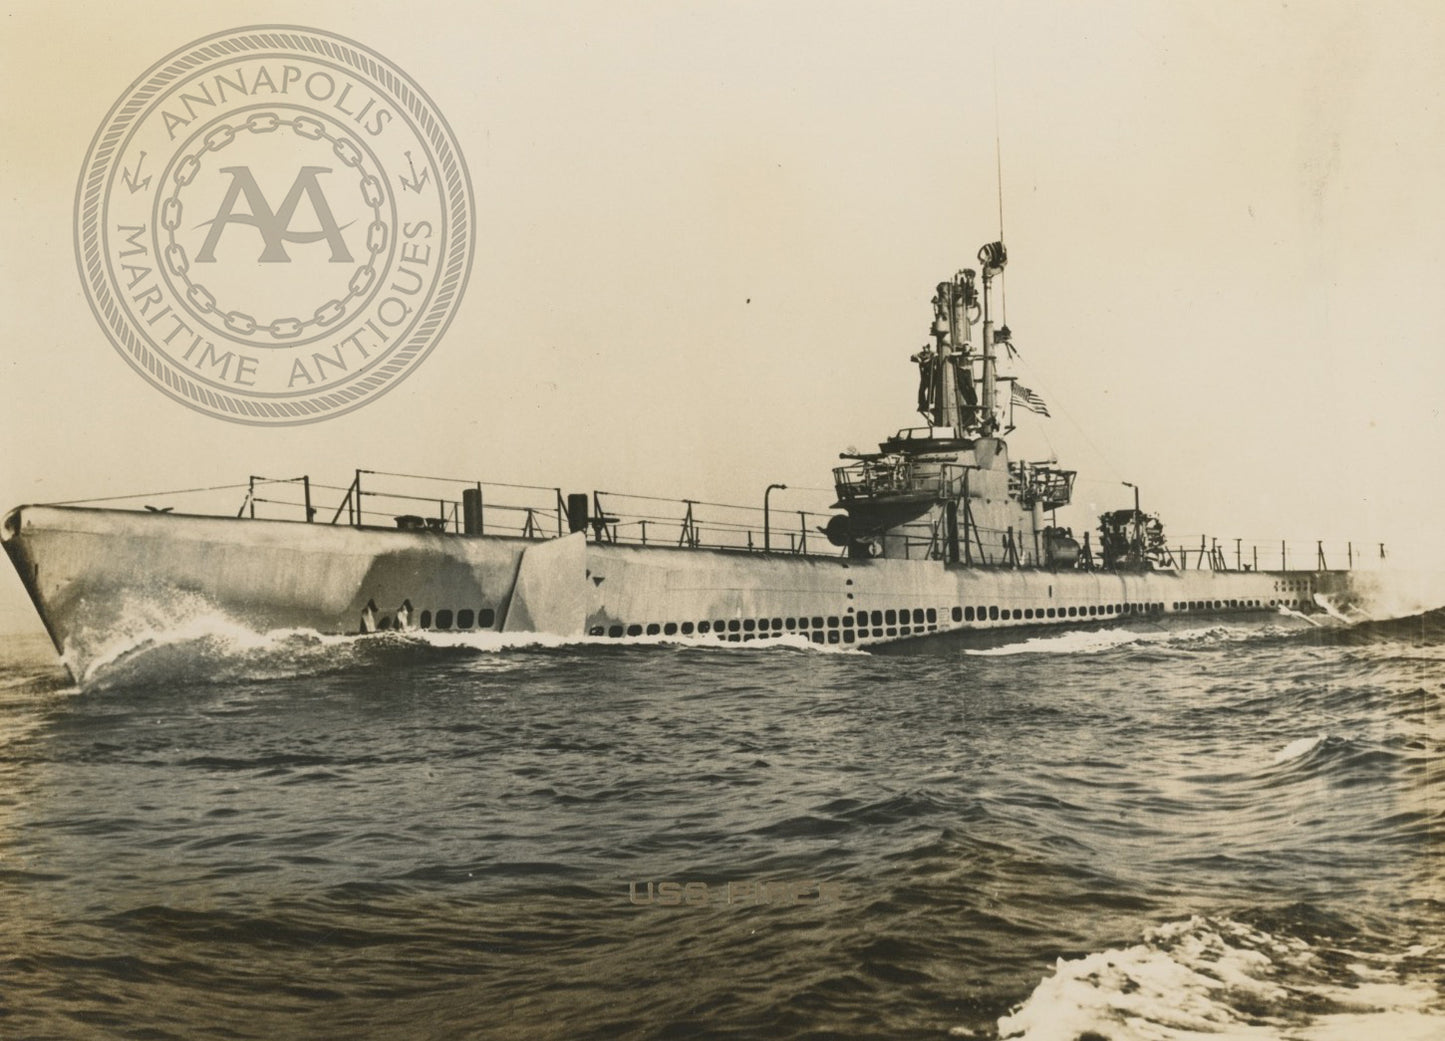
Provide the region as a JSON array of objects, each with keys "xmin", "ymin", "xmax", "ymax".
[{"xmin": 75, "ymin": 26, "xmax": 474, "ymax": 424}]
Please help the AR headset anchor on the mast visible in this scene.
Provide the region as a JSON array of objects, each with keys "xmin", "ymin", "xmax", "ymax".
[
  {"xmin": 977, "ymin": 241, "xmax": 1006, "ymax": 435},
  {"xmin": 924, "ymin": 270, "xmax": 977, "ymax": 431},
  {"xmin": 937, "ymin": 283, "xmax": 961, "ymax": 430},
  {"xmin": 939, "ymin": 271, "xmax": 976, "ymax": 430}
]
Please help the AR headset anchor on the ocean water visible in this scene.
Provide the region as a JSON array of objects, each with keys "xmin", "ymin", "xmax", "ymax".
[{"xmin": 0, "ymin": 605, "xmax": 1440, "ymax": 1040}]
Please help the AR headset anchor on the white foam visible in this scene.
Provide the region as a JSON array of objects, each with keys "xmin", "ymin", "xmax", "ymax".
[
  {"xmin": 964, "ymin": 624, "xmax": 1278, "ymax": 657},
  {"xmin": 1272, "ymin": 734, "xmax": 1326, "ymax": 764},
  {"xmin": 61, "ymin": 590, "xmax": 292, "ymax": 684},
  {"xmin": 397, "ymin": 626, "xmax": 859, "ymax": 655},
  {"xmin": 996, "ymin": 920, "xmax": 1285, "ymax": 1041},
  {"xmin": 1300, "ymin": 1008, "xmax": 1445, "ymax": 1041},
  {"xmin": 990, "ymin": 916, "xmax": 1445, "ymax": 1041},
  {"xmin": 1311, "ymin": 595, "xmax": 1368, "ymax": 625},
  {"xmin": 1276, "ymin": 604, "xmax": 1323, "ymax": 627},
  {"xmin": 1318, "ymin": 568, "xmax": 1445, "ymax": 623},
  {"xmin": 59, "ymin": 593, "xmax": 859, "ymax": 689},
  {"xmin": 71, "ymin": 614, "xmax": 373, "ymax": 690}
]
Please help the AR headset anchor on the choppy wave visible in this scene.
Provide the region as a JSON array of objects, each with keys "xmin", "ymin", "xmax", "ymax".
[
  {"xmin": 1272, "ymin": 734, "xmax": 1328, "ymax": 764},
  {"xmin": 1305, "ymin": 607, "xmax": 1445, "ymax": 649},
  {"xmin": 2, "ymin": 581, "xmax": 1440, "ymax": 1041},
  {"xmin": 985, "ymin": 915, "xmax": 1445, "ymax": 1041}
]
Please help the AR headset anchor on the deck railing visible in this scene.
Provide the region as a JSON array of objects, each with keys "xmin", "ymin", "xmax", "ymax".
[
  {"xmin": 37, "ymin": 472, "xmax": 1388, "ymax": 571},
  {"xmin": 1164, "ymin": 535, "xmax": 1388, "ymax": 573},
  {"xmin": 260, "ymin": 470, "xmax": 848, "ymax": 557},
  {"xmin": 833, "ymin": 459, "xmax": 968, "ymax": 502}
]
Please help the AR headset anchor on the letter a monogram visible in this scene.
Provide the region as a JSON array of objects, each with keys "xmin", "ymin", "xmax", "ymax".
[{"xmin": 195, "ymin": 166, "xmax": 354, "ymax": 263}]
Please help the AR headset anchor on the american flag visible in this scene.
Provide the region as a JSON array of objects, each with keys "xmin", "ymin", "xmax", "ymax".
[{"xmin": 1011, "ymin": 382, "xmax": 1050, "ymax": 417}]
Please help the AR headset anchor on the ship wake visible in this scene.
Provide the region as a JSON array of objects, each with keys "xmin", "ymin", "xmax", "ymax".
[
  {"xmin": 63, "ymin": 595, "xmax": 855, "ymax": 691},
  {"xmin": 1313, "ymin": 567, "xmax": 1445, "ymax": 623},
  {"xmin": 962, "ymin": 622, "xmax": 1300, "ymax": 657},
  {"xmin": 977, "ymin": 914, "xmax": 1444, "ymax": 1041}
]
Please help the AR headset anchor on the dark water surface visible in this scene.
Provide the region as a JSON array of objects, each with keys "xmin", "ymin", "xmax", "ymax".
[{"xmin": 0, "ymin": 611, "xmax": 1440, "ymax": 1040}]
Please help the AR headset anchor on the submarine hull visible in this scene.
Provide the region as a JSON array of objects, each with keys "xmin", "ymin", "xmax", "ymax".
[{"xmin": 4, "ymin": 505, "xmax": 1350, "ymax": 681}]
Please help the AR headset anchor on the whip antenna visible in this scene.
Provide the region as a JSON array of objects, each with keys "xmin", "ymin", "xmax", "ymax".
[{"xmin": 993, "ymin": 54, "xmax": 1007, "ymax": 324}]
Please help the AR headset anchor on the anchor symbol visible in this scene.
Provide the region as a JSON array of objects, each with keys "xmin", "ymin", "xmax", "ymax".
[
  {"xmin": 399, "ymin": 150, "xmax": 430, "ymax": 193},
  {"xmin": 122, "ymin": 151, "xmax": 151, "ymax": 194}
]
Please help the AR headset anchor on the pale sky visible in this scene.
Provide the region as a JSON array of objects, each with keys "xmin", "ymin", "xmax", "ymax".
[{"xmin": 2, "ymin": 1, "xmax": 1442, "ymax": 634}]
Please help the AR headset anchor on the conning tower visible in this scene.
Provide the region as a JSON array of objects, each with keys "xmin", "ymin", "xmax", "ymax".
[{"xmin": 829, "ymin": 243, "xmax": 1076, "ymax": 568}]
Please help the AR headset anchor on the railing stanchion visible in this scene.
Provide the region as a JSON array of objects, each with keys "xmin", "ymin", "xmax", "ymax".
[{"xmin": 678, "ymin": 501, "xmax": 698, "ymax": 548}]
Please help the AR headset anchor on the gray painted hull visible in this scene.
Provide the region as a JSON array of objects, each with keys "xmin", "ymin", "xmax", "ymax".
[{"xmin": 3, "ymin": 505, "xmax": 1353, "ymax": 680}]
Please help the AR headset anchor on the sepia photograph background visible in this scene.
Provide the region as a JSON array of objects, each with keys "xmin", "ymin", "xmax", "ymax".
[
  {"xmin": 0, "ymin": 4, "xmax": 1441, "ymax": 1040},
  {"xmin": 2, "ymin": 0, "xmax": 1442, "ymax": 633}
]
